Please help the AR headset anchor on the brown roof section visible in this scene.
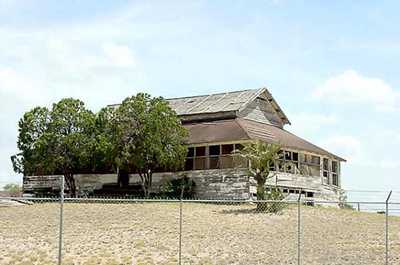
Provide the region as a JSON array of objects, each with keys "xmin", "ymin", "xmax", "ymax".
[
  {"xmin": 184, "ymin": 120, "xmax": 249, "ymax": 145},
  {"xmin": 184, "ymin": 118, "xmax": 346, "ymax": 161}
]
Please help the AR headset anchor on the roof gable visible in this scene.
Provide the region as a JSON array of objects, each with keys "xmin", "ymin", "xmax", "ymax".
[
  {"xmin": 167, "ymin": 87, "xmax": 290, "ymax": 125},
  {"xmin": 108, "ymin": 87, "xmax": 291, "ymax": 125}
]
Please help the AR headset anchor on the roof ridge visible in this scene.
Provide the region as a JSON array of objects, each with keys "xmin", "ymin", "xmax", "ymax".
[{"xmin": 165, "ymin": 88, "xmax": 257, "ymax": 101}]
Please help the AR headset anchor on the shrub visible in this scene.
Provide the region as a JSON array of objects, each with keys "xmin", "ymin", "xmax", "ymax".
[
  {"xmin": 3, "ymin": 183, "xmax": 22, "ymax": 197},
  {"xmin": 160, "ymin": 176, "xmax": 196, "ymax": 199},
  {"xmin": 256, "ymin": 187, "xmax": 286, "ymax": 213}
]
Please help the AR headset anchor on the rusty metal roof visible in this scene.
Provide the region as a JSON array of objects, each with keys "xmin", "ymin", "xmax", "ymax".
[{"xmin": 184, "ymin": 118, "xmax": 345, "ymax": 161}]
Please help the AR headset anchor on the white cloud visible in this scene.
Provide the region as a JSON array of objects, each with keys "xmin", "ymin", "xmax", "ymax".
[
  {"xmin": 320, "ymin": 135, "xmax": 362, "ymax": 163},
  {"xmin": 288, "ymin": 112, "xmax": 338, "ymax": 136},
  {"xmin": 379, "ymin": 159, "xmax": 400, "ymax": 170},
  {"xmin": 103, "ymin": 43, "xmax": 136, "ymax": 67},
  {"xmin": 313, "ymin": 70, "xmax": 400, "ymax": 112},
  {"xmin": 0, "ymin": 20, "xmax": 146, "ymax": 185}
]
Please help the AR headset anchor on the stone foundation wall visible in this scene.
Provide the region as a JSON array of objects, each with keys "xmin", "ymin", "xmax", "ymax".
[{"xmin": 23, "ymin": 169, "xmax": 341, "ymax": 201}]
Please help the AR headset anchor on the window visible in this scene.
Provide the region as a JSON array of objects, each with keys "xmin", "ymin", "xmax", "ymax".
[
  {"xmin": 269, "ymin": 161, "xmax": 276, "ymax": 171},
  {"xmin": 285, "ymin": 151, "xmax": 292, "ymax": 160},
  {"xmin": 184, "ymin": 158, "xmax": 193, "ymax": 170},
  {"xmin": 209, "ymin": 145, "xmax": 220, "ymax": 156},
  {"xmin": 234, "ymin": 143, "xmax": 244, "ymax": 151},
  {"xmin": 184, "ymin": 147, "xmax": 195, "ymax": 170},
  {"xmin": 323, "ymin": 158, "xmax": 329, "ymax": 184},
  {"xmin": 221, "ymin": 144, "xmax": 234, "ymax": 155},
  {"xmin": 195, "ymin": 146, "xmax": 206, "ymax": 157},
  {"xmin": 187, "ymin": 147, "xmax": 194, "ymax": 158},
  {"xmin": 332, "ymin": 161, "xmax": 339, "ymax": 186},
  {"xmin": 209, "ymin": 145, "xmax": 220, "ymax": 169},
  {"xmin": 184, "ymin": 143, "xmax": 244, "ymax": 171},
  {"xmin": 293, "ymin": 152, "xmax": 299, "ymax": 162},
  {"xmin": 278, "ymin": 150, "xmax": 300, "ymax": 173}
]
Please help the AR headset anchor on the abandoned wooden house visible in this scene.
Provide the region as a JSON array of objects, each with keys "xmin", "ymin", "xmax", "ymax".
[{"xmin": 23, "ymin": 88, "xmax": 345, "ymax": 200}]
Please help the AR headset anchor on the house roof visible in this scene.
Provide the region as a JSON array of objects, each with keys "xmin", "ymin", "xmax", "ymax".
[
  {"xmin": 167, "ymin": 88, "xmax": 290, "ymax": 125},
  {"xmin": 184, "ymin": 118, "xmax": 346, "ymax": 161},
  {"xmin": 108, "ymin": 88, "xmax": 291, "ymax": 125}
]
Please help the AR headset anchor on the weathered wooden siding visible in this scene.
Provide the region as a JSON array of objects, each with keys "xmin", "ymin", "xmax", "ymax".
[
  {"xmin": 23, "ymin": 169, "xmax": 341, "ymax": 201},
  {"xmin": 238, "ymin": 93, "xmax": 284, "ymax": 128}
]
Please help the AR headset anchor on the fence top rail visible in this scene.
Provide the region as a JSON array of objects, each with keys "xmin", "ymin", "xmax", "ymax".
[{"xmin": 1, "ymin": 196, "xmax": 400, "ymax": 205}]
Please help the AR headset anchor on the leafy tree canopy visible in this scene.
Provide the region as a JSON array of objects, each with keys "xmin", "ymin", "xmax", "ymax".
[
  {"xmin": 237, "ymin": 141, "xmax": 281, "ymax": 200},
  {"xmin": 12, "ymin": 98, "xmax": 96, "ymax": 196},
  {"xmin": 114, "ymin": 93, "xmax": 188, "ymax": 196}
]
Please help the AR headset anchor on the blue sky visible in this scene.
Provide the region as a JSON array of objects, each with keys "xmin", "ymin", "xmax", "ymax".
[{"xmin": 0, "ymin": 0, "xmax": 399, "ymax": 195}]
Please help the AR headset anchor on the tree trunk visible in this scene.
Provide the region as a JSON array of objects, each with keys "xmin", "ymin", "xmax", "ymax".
[
  {"xmin": 139, "ymin": 172, "xmax": 152, "ymax": 198},
  {"xmin": 64, "ymin": 173, "xmax": 76, "ymax": 197},
  {"xmin": 255, "ymin": 173, "xmax": 266, "ymax": 211}
]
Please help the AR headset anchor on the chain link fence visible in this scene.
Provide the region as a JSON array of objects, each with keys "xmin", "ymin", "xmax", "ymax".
[{"xmin": 1, "ymin": 193, "xmax": 400, "ymax": 264}]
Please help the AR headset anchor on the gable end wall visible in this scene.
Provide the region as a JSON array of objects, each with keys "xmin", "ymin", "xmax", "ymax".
[{"xmin": 238, "ymin": 93, "xmax": 284, "ymax": 128}]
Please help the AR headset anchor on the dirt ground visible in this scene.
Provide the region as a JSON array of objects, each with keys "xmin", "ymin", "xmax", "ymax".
[{"xmin": 0, "ymin": 202, "xmax": 399, "ymax": 265}]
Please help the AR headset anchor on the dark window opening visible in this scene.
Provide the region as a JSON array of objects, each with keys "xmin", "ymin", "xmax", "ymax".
[
  {"xmin": 323, "ymin": 158, "xmax": 329, "ymax": 170},
  {"xmin": 293, "ymin": 152, "xmax": 299, "ymax": 161},
  {"xmin": 196, "ymin": 146, "xmax": 206, "ymax": 157},
  {"xmin": 332, "ymin": 173, "xmax": 338, "ymax": 186},
  {"xmin": 187, "ymin": 147, "xmax": 194, "ymax": 157},
  {"xmin": 185, "ymin": 158, "xmax": 194, "ymax": 171},
  {"xmin": 209, "ymin": 145, "xmax": 220, "ymax": 156},
  {"xmin": 234, "ymin": 143, "xmax": 244, "ymax": 151},
  {"xmin": 221, "ymin": 144, "xmax": 234, "ymax": 155},
  {"xmin": 269, "ymin": 162, "xmax": 276, "ymax": 171}
]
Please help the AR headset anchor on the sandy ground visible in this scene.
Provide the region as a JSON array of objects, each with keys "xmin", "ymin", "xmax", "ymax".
[{"xmin": 0, "ymin": 202, "xmax": 399, "ymax": 265}]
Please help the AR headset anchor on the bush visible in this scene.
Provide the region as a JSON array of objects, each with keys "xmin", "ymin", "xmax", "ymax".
[
  {"xmin": 160, "ymin": 176, "xmax": 196, "ymax": 199},
  {"xmin": 3, "ymin": 183, "xmax": 22, "ymax": 197},
  {"xmin": 256, "ymin": 187, "xmax": 286, "ymax": 213}
]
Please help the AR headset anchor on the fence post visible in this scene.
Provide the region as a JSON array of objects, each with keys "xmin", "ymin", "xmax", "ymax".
[
  {"xmin": 58, "ymin": 176, "xmax": 64, "ymax": 265},
  {"xmin": 297, "ymin": 192, "xmax": 302, "ymax": 265},
  {"xmin": 178, "ymin": 185, "xmax": 184, "ymax": 265},
  {"xmin": 385, "ymin": 190, "xmax": 392, "ymax": 265},
  {"xmin": 357, "ymin": 202, "xmax": 360, "ymax": 212}
]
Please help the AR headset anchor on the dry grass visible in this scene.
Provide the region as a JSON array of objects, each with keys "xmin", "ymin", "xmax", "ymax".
[{"xmin": 0, "ymin": 202, "xmax": 399, "ymax": 265}]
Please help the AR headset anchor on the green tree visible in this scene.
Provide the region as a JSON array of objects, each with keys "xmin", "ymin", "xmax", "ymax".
[
  {"xmin": 237, "ymin": 141, "xmax": 281, "ymax": 201},
  {"xmin": 46, "ymin": 98, "xmax": 96, "ymax": 196},
  {"xmin": 12, "ymin": 98, "xmax": 96, "ymax": 196},
  {"xmin": 92, "ymin": 106, "xmax": 118, "ymax": 173},
  {"xmin": 114, "ymin": 93, "xmax": 188, "ymax": 197},
  {"xmin": 11, "ymin": 107, "xmax": 51, "ymax": 176}
]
